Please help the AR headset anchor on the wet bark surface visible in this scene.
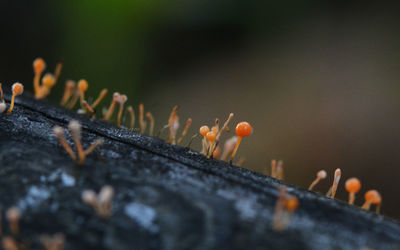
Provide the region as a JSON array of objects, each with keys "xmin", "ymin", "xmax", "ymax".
[{"xmin": 0, "ymin": 95, "xmax": 399, "ymax": 250}]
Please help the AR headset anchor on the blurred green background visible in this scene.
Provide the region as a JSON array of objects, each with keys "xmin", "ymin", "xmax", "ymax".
[{"xmin": 1, "ymin": 1, "xmax": 400, "ymax": 219}]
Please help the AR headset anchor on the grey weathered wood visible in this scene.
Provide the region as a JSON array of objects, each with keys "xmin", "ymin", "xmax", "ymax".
[{"xmin": 0, "ymin": 94, "xmax": 399, "ymax": 250}]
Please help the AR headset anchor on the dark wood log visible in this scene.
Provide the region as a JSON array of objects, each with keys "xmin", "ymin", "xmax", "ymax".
[{"xmin": 0, "ymin": 94, "xmax": 399, "ymax": 249}]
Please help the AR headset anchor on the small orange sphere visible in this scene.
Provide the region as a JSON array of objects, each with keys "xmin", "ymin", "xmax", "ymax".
[
  {"xmin": 77, "ymin": 79, "xmax": 88, "ymax": 92},
  {"xmin": 285, "ymin": 197, "xmax": 299, "ymax": 212},
  {"xmin": 365, "ymin": 190, "xmax": 381, "ymax": 204},
  {"xmin": 206, "ymin": 131, "xmax": 216, "ymax": 142},
  {"xmin": 33, "ymin": 58, "xmax": 46, "ymax": 73},
  {"xmin": 235, "ymin": 122, "xmax": 252, "ymax": 137},
  {"xmin": 42, "ymin": 73, "xmax": 56, "ymax": 88},
  {"xmin": 12, "ymin": 83, "xmax": 24, "ymax": 95},
  {"xmin": 199, "ymin": 126, "xmax": 210, "ymax": 136},
  {"xmin": 345, "ymin": 178, "xmax": 361, "ymax": 193}
]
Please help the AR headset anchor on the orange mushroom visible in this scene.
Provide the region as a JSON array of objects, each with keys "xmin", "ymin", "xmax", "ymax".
[
  {"xmin": 199, "ymin": 125, "xmax": 210, "ymax": 154},
  {"xmin": 206, "ymin": 130, "xmax": 216, "ymax": 158},
  {"xmin": 36, "ymin": 73, "xmax": 56, "ymax": 99},
  {"xmin": 33, "ymin": 57, "xmax": 46, "ymax": 98},
  {"xmin": 77, "ymin": 79, "xmax": 88, "ymax": 105},
  {"xmin": 345, "ymin": 178, "xmax": 361, "ymax": 205},
  {"xmin": 231, "ymin": 121, "xmax": 253, "ymax": 162},
  {"xmin": 362, "ymin": 190, "xmax": 382, "ymax": 213},
  {"xmin": 42, "ymin": 73, "xmax": 56, "ymax": 89},
  {"xmin": 7, "ymin": 83, "xmax": 24, "ymax": 114}
]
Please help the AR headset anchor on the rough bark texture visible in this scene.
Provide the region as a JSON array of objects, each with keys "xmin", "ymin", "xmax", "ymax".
[{"xmin": 0, "ymin": 94, "xmax": 399, "ymax": 250}]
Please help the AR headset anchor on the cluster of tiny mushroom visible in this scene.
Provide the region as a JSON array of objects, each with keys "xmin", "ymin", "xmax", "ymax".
[
  {"xmin": 266, "ymin": 165, "xmax": 381, "ymax": 230},
  {"xmin": 198, "ymin": 113, "xmax": 253, "ymax": 165},
  {"xmin": 34, "ymin": 57, "xmax": 254, "ymax": 167},
  {"xmin": 305, "ymin": 167, "xmax": 382, "ymax": 213},
  {"xmin": 0, "ymin": 56, "xmax": 387, "ymax": 245},
  {"xmin": 0, "ymin": 83, "xmax": 24, "ymax": 114},
  {"xmin": 53, "ymin": 120, "xmax": 104, "ymax": 166}
]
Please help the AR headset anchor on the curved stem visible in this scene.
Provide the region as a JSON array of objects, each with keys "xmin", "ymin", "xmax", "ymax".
[
  {"xmin": 231, "ymin": 136, "xmax": 242, "ymax": 161},
  {"xmin": 7, "ymin": 95, "xmax": 16, "ymax": 114},
  {"xmin": 308, "ymin": 177, "xmax": 320, "ymax": 190}
]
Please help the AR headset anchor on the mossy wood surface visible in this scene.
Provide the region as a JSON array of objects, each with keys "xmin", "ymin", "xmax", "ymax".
[{"xmin": 0, "ymin": 95, "xmax": 399, "ymax": 250}]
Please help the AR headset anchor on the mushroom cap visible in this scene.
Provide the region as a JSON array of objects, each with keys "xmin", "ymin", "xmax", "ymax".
[
  {"xmin": 77, "ymin": 79, "xmax": 88, "ymax": 92},
  {"xmin": 317, "ymin": 170, "xmax": 327, "ymax": 179},
  {"xmin": 113, "ymin": 92, "xmax": 121, "ymax": 102},
  {"xmin": 365, "ymin": 190, "xmax": 381, "ymax": 204},
  {"xmin": 42, "ymin": 73, "xmax": 56, "ymax": 88},
  {"xmin": 345, "ymin": 178, "xmax": 361, "ymax": 193},
  {"xmin": 199, "ymin": 126, "xmax": 210, "ymax": 136},
  {"xmin": 68, "ymin": 120, "xmax": 82, "ymax": 135},
  {"xmin": 33, "ymin": 57, "xmax": 46, "ymax": 73},
  {"xmin": 12, "ymin": 82, "xmax": 24, "ymax": 96},
  {"xmin": 52, "ymin": 126, "xmax": 64, "ymax": 137},
  {"xmin": 235, "ymin": 122, "xmax": 253, "ymax": 137},
  {"xmin": 206, "ymin": 131, "xmax": 216, "ymax": 142}
]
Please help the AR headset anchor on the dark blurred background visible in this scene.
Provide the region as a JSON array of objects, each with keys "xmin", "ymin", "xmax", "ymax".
[{"xmin": 1, "ymin": 1, "xmax": 400, "ymax": 219}]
